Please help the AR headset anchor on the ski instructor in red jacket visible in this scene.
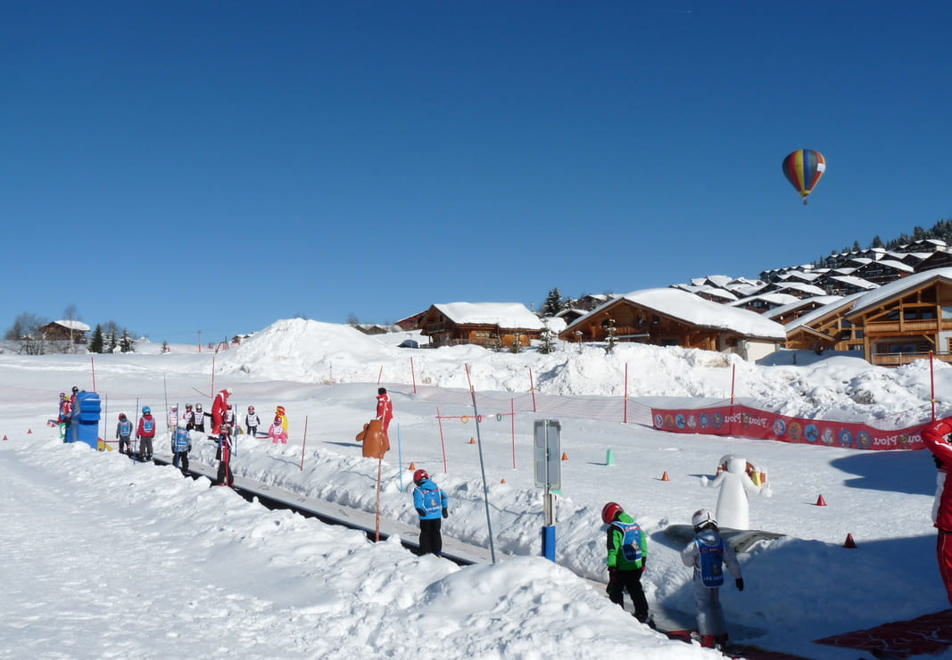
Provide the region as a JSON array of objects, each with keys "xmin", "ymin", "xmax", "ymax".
[
  {"xmin": 211, "ymin": 388, "xmax": 232, "ymax": 435},
  {"xmin": 924, "ymin": 418, "xmax": 952, "ymax": 604}
]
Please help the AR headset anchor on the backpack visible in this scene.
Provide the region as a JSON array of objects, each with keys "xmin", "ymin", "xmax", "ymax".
[{"xmin": 611, "ymin": 520, "xmax": 644, "ymax": 564}]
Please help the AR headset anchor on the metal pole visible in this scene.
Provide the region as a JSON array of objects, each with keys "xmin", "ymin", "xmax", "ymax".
[
  {"xmin": 465, "ymin": 363, "xmax": 496, "ymax": 563},
  {"xmin": 299, "ymin": 415, "xmax": 308, "ymax": 471}
]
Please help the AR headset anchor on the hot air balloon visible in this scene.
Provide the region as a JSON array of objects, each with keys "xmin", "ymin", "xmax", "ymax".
[{"xmin": 782, "ymin": 149, "xmax": 826, "ymax": 205}]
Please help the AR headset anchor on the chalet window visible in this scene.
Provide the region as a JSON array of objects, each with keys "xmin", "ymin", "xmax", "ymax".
[
  {"xmin": 886, "ymin": 311, "xmax": 900, "ymax": 321},
  {"xmin": 855, "ymin": 330, "xmax": 864, "ymax": 339},
  {"xmin": 943, "ymin": 306, "xmax": 952, "ymax": 320}
]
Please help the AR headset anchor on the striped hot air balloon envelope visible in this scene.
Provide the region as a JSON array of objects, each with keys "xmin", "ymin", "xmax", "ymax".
[{"xmin": 782, "ymin": 149, "xmax": 826, "ymax": 205}]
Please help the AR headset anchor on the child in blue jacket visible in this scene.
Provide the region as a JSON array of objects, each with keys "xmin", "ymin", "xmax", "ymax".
[{"xmin": 412, "ymin": 469, "xmax": 448, "ymax": 556}]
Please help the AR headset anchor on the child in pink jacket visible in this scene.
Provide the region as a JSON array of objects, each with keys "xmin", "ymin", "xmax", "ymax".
[{"xmin": 268, "ymin": 415, "xmax": 288, "ymax": 444}]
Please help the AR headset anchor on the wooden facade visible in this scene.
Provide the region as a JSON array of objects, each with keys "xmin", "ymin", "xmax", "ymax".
[
  {"xmin": 418, "ymin": 304, "xmax": 542, "ymax": 349},
  {"xmin": 558, "ymin": 295, "xmax": 781, "ymax": 357},
  {"xmin": 784, "ymin": 297, "xmax": 863, "ymax": 353},
  {"xmin": 845, "ymin": 272, "xmax": 952, "ymax": 366},
  {"xmin": 38, "ymin": 321, "xmax": 89, "ymax": 343}
]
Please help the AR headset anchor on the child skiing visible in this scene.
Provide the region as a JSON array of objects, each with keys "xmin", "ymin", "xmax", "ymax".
[
  {"xmin": 601, "ymin": 501, "xmax": 650, "ymax": 624},
  {"xmin": 116, "ymin": 412, "xmax": 133, "ymax": 455},
  {"xmin": 193, "ymin": 403, "xmax": 205, "ymax": 433},
  {"xmin": 680, "ymin": 509, "xmax": 744, "ymax": 650},
  {"xmin": 246, "ymin": 405, "xmax": 260, "ymax": 437},
  {"xmin": 216, "ymin": 423, "xmax": 234, "ymax": 487},
  {"xmin": 411, "ymin": 468, "xmax": 448, "ymax": 556},
  {"xmin": 376, "ymin": 387, "xmax": 393, "ymax": 435},
  {"xmin": 183, "ymin": 404, "xmax": 195, "ymax": 431},
  {"xmin": 171, "ymin": 418, "xmax": 192, "ymax": 473},
  {"xmin": 57, "ymin": 393, "xmax": 72, "ymax": 442},
  {"xmin": 136, "ymin": 406, "xmax": 157, "ymax": 462},
  {"xmin": 267, "ymin": 415, "xmax": 288, "ymax": 444}
]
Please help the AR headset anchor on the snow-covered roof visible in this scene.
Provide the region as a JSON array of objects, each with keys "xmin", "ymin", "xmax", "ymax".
[
  {"xmin": 766, "ymin": 295, "xmax": 843, "ymax": 321},
  {"xmin": 769, "ymin": 281, "xmax": 828, "ymax": 297},
  {"xmin": 53, "ymin": 320, "xmax": 91, "ymax": 332},
  {"xmin": 848, "ymin": 267, "xmax": 952, "ymax": 317},
  {"xmin": 828, "ymin": 275, "xmax": 879, "ymax": 291},
  {"xmin": 779, "ymin": 270, "xmax": 821, "ymax": 283},
  {"xmin": 574, "ymin": 288, "xmax": 786, "ymax": 340},
  {"xmin": 433, "ymin": 302, "xmax": 544, "ymax": 330},
  {"xmin": 784, "ymin": 292, "xmax": 866, "ymax": 331},
  {"xmin": 857, "ymin": 259, "xmax": 914, "ymax": 273},
  {"xmin": 728, "ymin": 292, "xmax": 800, "ymax": 308}
]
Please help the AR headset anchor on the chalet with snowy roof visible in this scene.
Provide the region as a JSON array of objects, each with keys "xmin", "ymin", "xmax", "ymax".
[
  {"xmin": 761, "ymin": 281, "xmax": 828, "ymax": 299},
  {"xmin": 850, "ymin": 259, "xmax": 914, "ymax": 285},
  {"xmin": 814, "ymin": 273, "xmax": 879, "ymax": 296},
  {"xmin": 728, "ymin": 292, "xmax": 800, "ymax": 314},
  {"xmin": 395, "ymin": 311, "xmax": 427, "ymax": 331},
  {"xmin": 418, "ymin": 302, "xmax": 544, "ymax": 349},
  {"xmin": 766, "ymin": 295, "xmax": 842, "ymax": 325},
  {"xmin": 559, "ymin": 288, "xmax": 785, "ymax": 361},
  {"xmin": 554, "ymin": 307, "xmax": 589, "ymax": 325},
  {"xmin": 784, "ymin": 293, "xmax": 865, "ymax": 353},
  {"xmin": 39, "ymin": 320, "xmax": 90, "ymax": 343},
  {"xmin": 844, "ymin": 267, "xmax": 952, "ymax": 366},
  {"xmin": 915, "ymin": 249, "xmax": 952, "ymax": 274},
  {"xmin": 570, "ymin": 294, "xmax": 613, "ymax": 311},
  {"xmin": 671, "ymin": 283, "xmax": 738, "ymax": 303}
]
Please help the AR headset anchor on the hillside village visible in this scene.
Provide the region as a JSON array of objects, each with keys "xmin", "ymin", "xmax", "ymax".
[{"xmin": 32, "ymin": 237, "xmax": 952, "ymax": 369}]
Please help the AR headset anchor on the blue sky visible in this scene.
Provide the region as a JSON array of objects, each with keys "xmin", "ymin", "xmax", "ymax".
[{"xmin": 2, "ymin": 2, "xmax": 950, "ymax": 343}]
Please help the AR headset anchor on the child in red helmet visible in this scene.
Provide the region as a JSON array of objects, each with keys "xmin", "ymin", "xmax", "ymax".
[
  {"xmin": 412, "ymin": 468, "xmax": 448, "ymax": 556},
  {"xmin": 602, "ymin": 502, "xmax": 650, "ymax": 624},
  {"xmin": 924, "ymin": 418, "xmax": 952, "ymax": 604}
]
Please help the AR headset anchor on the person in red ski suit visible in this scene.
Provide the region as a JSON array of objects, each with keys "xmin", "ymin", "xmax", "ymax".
[
  {"xmin": 924, "ymin": 418, "xmax": 952, "ymax": 604},
  {"xmin": 376, "ymin": 387, "xmax": 393, "ymax": 435},
  {"xmin": 211, "ymin": 388, "xmax": 232, "ymax": 435}
]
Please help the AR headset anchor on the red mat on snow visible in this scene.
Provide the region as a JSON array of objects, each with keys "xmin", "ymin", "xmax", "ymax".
[{"xmin": 815, "ymin": 609, "xmax": 952, "ymax": 658}]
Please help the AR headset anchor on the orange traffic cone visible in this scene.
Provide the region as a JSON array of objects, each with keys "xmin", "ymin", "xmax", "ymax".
[
  {"xmin": 408, "ymin": 462, "xmax": 416, "ymax": 471},
  {"xmin": 27, "ymin": 428, "xmax": 32, "ymax": 434},
  {"xmin": 500, "ymin": 478, "xmax": 507, "ymax": 484},
  {"xmin": 843, "ymin": 533, "xmax": 857, "ymax": 548},
  {"xmin": 561, "ymin": 451, "xmax": 568, "ymax": 461},
  {"xmin": 468, "ymin": 437, "xmax": 476, "ymax": 445},
  {"xmin": 2, "ymin": 435, "xmax": 6, "ymax": 441},
  {"xmin": 661, "ymin": 471, "xmax": 670, "ymax": 481},
  {"xmin": 816, "ymin": 494, "xmax": 827, "ymax": 507}
]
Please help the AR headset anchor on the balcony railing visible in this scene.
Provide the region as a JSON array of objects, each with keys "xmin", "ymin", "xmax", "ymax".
[{"xmin": 871, "ymin": 352, "xmax": 952, "ymax": 367}]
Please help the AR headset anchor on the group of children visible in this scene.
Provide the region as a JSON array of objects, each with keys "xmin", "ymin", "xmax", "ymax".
[{"xmin": 601, "ymin": 502, "xmax": 744, "ymax": 651}]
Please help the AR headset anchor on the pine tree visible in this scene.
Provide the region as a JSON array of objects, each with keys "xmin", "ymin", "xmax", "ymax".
[
  {"xmin": 542, "ymin": 288, "xmax": 564, "ymax": 316},
  {"xmin": 538, "ymin": 322, "xmax": 556, "ymax": 355},
  {"xmin": 120, "ymin": 329, "xmax": 135, "ymax": 353},
  {"xmin": 108, "ymin": 330, "xmax": 118, "ymax": 353},
  {"xmin": 89, "ymin": 325, "xmax": 104, "ymax": 353}
]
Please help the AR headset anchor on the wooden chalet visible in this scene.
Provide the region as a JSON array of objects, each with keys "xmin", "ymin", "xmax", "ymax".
[
  {"xmin": 395, "ymin": 311, "xmax": 427, "ymax": 331},
  {"xmin": 559, "ymin": 288, "xmax": 785, "ymax": 361},
  {"xmin": 850, "ymin": 259, "xmax": 914, "ymax": 285},
  {"xmin": 784, "ymin": 293, "xmax": 865, "ymax": 353},
  {"xmin": 915, "ymin": 248, "xmax": 952, "ymax": 273},
  {"xmin": 844, "ymin": 268, "xmax": 952, "ymax": 366},
  {"xmin": 38, "ymin": 320, "xmax": 90, "ymax": 343},
  {"xmin": 766, "ymin": 295, "xmax": 842, "ymax": 325},
  {"xmin": 418, "ymin": 302, "xmax": 544, "ymax": 348}
]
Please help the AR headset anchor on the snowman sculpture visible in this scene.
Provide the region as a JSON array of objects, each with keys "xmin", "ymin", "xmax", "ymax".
[{"xmin": 701, "ymin": 455, "xmax": 770, "ymax": 530}]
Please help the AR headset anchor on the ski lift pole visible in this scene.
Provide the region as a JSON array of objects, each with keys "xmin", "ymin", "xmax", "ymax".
[
  {"xmin": 465, "ymin": 363, "xmax": 497, "ymax": 564},
  {"xmin": 398, "ymin": 423, "xmax": 404, "ymax": 492},
  {"xmin": 300, "ymin": 415, "xmax": 308, "ymax": 471}
]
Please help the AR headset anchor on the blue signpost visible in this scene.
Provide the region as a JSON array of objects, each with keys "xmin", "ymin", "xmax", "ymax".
[{"xmin": 534, "ymin": 419, "xmax": 561, "ymax": 562}]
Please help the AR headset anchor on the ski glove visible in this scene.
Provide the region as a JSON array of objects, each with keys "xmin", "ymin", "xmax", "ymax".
[
  {"xmin": 735, "ymin": 578, "xmax": 744, "ymax": 591},
  {"xmin": 416, "ymin": 508, "xmax": 426, "ymax": 517},
  {"xmin": 442, "ymin": 508, "xmax": 448, "ymax": 518}
]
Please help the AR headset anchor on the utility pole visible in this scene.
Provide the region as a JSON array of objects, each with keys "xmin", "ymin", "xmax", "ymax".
[{"xmin": 198, "ymin": 329, "xmax": 203, "ymax": 353}]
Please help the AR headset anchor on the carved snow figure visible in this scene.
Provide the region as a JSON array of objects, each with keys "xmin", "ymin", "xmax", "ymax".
[{"xmin": 701, "ymin": 455, "xmax": 769, "ymax": 530}]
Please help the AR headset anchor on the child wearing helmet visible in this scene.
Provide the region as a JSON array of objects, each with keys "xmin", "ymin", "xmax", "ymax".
[
  {"xmin": 193, "ymin": 403, "xmax": 205, "ymax": 433},
  {"xmin": 601, "ymin": 502, "xmax": 650, "ymax": 624},
  {"xmin": 136, "ymin": 406, "xmax": 156, "ymax": 461},
  {"xmin": 246, "ymin": 405, "xmax": 260, "ymax": 438},
  {"xmin": 268, "ymin": 415, "xmax": 288, "ymax": 444},
  {"xmin": 171, "ymin": 418, "xmax": 192, "ymax": 474},
  {"xmin": 375, "ymin": 388, "xmax": 393, "ymax": 435},
  {"xmin": 216, "ymin": 423, "xmax": 235, "ymax": 487},
  {"xmin": 412, "ymin": 469, "xmax": 448, "ymax": 556},
  {"xmin": 680, "ymin": 509, "xmax": 744, "ymax": 649},
  {"xmin": 116, "ymin": 412, "xmax": 133, "ymax": 455}
]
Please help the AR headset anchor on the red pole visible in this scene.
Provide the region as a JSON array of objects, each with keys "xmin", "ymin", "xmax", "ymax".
[
  {"xmin": 411, "ymin": 357, "xmax": 417, "ymax": 394},
  {"xmin": 375, "ymin": 457, "xmax": 383, "ymax": 542},
  {"xmin": 932, "ymin": 352, "xmax": 937, "ymax": 421},
  {"xmin": 623, "ymin": 362, "xmax": 628, "ymax": 424},
  {"xmin": 299, "ymin": 415, "xmax": 309, "ymax": 470},
  {"xmin": 511, "ymin": 398, "xmax": 516, "ymax": 469},
  {"xmin": 90, "ymin": 356, "xmax": 97, "ymax": 392},
  {"xmin": 211, "ymin": 353, "xmax": 216, "ymax": 400},
  {"xmin": 437, "ymin": 407, "xmax": 447, "ymax": 473},
  {"xmin": 529, "ymin": 368, "xmax": 537, "ymax": 413}
]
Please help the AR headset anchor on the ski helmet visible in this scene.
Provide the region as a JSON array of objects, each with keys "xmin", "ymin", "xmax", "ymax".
[
  {"xmin": 72, "ymin": 386, "xmax": 79, "ymax": 393},
  {"xmin": 119, "ymin": 413, "xmax": 127, "ymax": 420},
  {"xmin": 692, "ymin": 509, "xmax": 717, "ymax": 531},
  {"xmin": 601, "ymin": 501, "xmax": 624, "ymax": 524},
  {"xmin": 196, "ymin": 403, "xmax": 202, "ymax": 411},
  {"xmin": 248, "ymin": 405, "xmax": 255, "ymax": 413},
  {"xmin": 142, "ymin": 406, "xmax": 151, "ymax": 415},
  {"xmin": 185, "ymin": 404, "xmax": 192, "ymax": 410},
  {"xmin": 413, "ymin": 468, "xmax": 429, "ymax": 485},
  {"xmin": 274, "ymin": 416, "xmax": 282, "ymax": 424}
]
